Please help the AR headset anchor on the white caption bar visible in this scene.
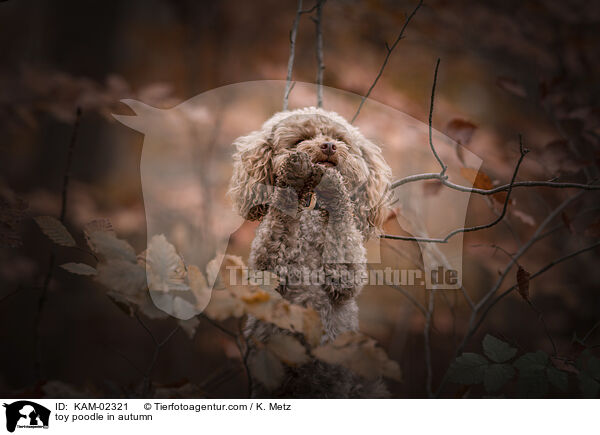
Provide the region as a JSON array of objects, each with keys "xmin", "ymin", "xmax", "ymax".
[{"xmin": 0, "ymin": 399, "xmax": 594, "ymax": 435}]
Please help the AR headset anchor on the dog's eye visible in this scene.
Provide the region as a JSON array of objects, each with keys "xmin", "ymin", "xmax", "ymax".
[{"xmin": 291, "ymin": 139, "xmax": 304, "ymax": 147}]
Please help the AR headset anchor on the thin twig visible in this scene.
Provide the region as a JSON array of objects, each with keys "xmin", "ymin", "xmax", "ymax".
[
  {"xmin": 33, "ymin": 106, "xmax": 82, "ymax": 380},
  {"xmin": 283, "ymin": 0, "xmax": 304, "ymax": 111},
  {"xmin": 236, "ymin": 318, "xmax": 253, "ymax": 398},
  {"xmin": 526, "ymin": 299, "xmax": 558, "ymax": 357},
  {"xmin": 434, "ymin": 192, "xmax": 585, "ymax": 397},
  {"xmin": 200, "ymin": 313, "xmax": 237, "ymax": 338},
  {"xmin": 135, "ymin": 313, "xmax": 180, "ymax": 397},
  {"xmin": 582, "ymin": 320, "xmax": 600, "ymax": 343},
  {"xmin": 200, "ymin": 313, "xmax": 253, "ymax": 398},
  {"xmin": 391, "ymin": 172, "xmax": 600, "ymax": 192},
  {"xmin": 0, "ymin": 285, "xmax": 21, "ymax": 303},
  {"xmin": 424, "ymin": 288, "xmax": 436, "ymax": 398},
  {"xmin": 472, "ymin": 240, "xmax": 600, "ymax": 346},
  {"xmin": 382, "ymin": 138, "xmax": 529, "ymax": 243},
  {"xmin": 313, "ymin": 0, "xmax": 326, "ymax": 108},
  {"xmin": 428, "ymin": 58, "xmax": 447, "ymax": 176},
  {"xmin": 351, "ymin": 0, "xmax": 423, "ymax": 123},
  {"xmin": 387, "ymin": 284, "xmax": 427, "ymax": 316}
]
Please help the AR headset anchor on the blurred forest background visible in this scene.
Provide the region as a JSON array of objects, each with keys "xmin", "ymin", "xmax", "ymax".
[{"xmin": 1, "ymin": 0, "xmax": 600, "ymax": 398}]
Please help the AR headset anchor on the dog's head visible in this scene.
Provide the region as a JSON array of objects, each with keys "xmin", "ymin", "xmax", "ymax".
[{"xmin": 229, "ymin": 107, "xmax": 392, "ymax": 239}]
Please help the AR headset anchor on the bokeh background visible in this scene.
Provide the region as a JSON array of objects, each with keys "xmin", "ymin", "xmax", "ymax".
[{"xmin": 1, "ymin": 0, "xmax": 599, "ymax": 398}]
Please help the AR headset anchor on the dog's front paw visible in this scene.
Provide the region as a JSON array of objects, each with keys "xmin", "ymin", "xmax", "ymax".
[
  {"xmin": 277, "ymin": 151, "xmax": 325, "ymax": 194},
  {"xmin": 314, "ymin": 168, "xmax": 346, "ymax": 202},
  {"xmin": 276, "ymin": 151, "xmax": 314, "ymax": 191}
]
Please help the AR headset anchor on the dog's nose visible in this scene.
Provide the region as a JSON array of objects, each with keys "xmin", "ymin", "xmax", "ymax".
[{"xmin": 320, "ymin": 142, "xmax": 337, "ymax": 156}]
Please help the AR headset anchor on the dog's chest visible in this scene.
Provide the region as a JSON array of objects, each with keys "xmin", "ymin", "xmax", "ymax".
[{"xmin": 297, "ymin": 209, "xmax": 328, "ymax": 247}]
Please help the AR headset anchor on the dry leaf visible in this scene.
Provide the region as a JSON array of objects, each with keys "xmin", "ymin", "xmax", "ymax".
[
  {"xmin": 34, "ymin": 215, "xmax": 76, "ymax": 247},
  {"xmin": 248, "ymin": 348, "xmax": 285, "ymax": 390},
  {"xmin": 60, "ymin": 262, "xmax": 97, "ymax": 276},
  {"xmin": 497, "ymin": 76, "xmax": 527, "ymax": 98},
  {"xmin": 0, "ymin": 191, "xmax": 27, "ymax": 248},
  {"xmin": 145, "ymin": 234, "xmax": 188, "ymax": 292},
  {"xmin": 562, "ymin": 212, "xmax": 575, "ymax": 234},
  {"xmin": 460, "ymin": 168, "xmax": 494, "ymax": 190},
  {"xmin": 241, "ymin": 290, "xmax": 271, "ymax": 304},
  {"xmin": 446, "ymin": 119, "xmax": 477, "ymax": 145},
  {"xmin": 312, "ymin": 332, "xmax": 402, "ymax": 381},
  {"xmin": 266, "ymin": 335, "xmax": 309, "ymax": 366},
  {"xmin": 87, "ymin": 231, "xmax": 136, "ymax": 263},
  {"xmin": 96, "ymin": 259, "xmax": 146, "ymax": 296},
  {"xmin": 517, "ymin": 266, "xmax": 530, "ymax": 301},
  {"xmin": 178, "ymin": 316, "xmax": 200, "ymax": 339}
]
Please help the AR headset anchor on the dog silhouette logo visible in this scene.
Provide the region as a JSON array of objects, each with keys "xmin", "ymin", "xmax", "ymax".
[
  {"xmin": 3, "ymin": 401, "xmax": 50, "ymax": 432},
  {"xmin": 113, "ymin": 80, "xmax": 481, "ymax": 320}
]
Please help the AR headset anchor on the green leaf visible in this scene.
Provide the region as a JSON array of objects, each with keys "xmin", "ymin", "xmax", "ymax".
[
  {"xmin": 514, "ymin": 351, "xmax": 550, "ymax": 398},
  {"xmin": 514, "ymin": 351, "xmax": 549, "ymax": 372},
  {"xmin": 578, "ymin": 372, "xmax": 600, "ymax": 398},
  {"xmin": 587, "ymin": 357, "xmax": 600, "ymax": 380},
  {"xmin": 546, "ymin": 367, "xmax": 568, "ymax": 392},
  {"xmin": 447, "ymin": 353, "xmax": 489, "ymax": 385},
  {"xmin": 484, "ymin": 363, "xmax": 515, "ymax": 392},
  {"xmin": 482, "ymin": 335, "xmax": 518, "ymax": 363}
]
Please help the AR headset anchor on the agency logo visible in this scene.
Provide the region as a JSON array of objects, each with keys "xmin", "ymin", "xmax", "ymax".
[{"xmin": 3, "ymin": 401, "xmax": 50, "ymax": 433}]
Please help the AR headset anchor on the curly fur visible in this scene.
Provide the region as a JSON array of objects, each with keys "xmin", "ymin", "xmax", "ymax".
[{"xmin": 228, "ymin": 107, "xmax": 392, "ymax": 398}]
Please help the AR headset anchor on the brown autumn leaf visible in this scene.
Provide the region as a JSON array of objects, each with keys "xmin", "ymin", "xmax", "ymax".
[
  {"xmin": 60, "ymin": 262, "xmax": 98, "ymax": 276},
  {"xmin": 266, "ymin": 334, "xmax": 309, "ymax": 366},
  {"xmin": 516, "ymin": 266, "xmax": 530, "ymax": 301},
  {"xmin": 34, "ymin": 215, "xmax": 76, "ymax": 247},
  {"xmin": 497, "ymin": 76, "xmax": 527, "ymax": 98},
  {"xmin": 83, "ymin": 218, "xmax": 115, "ymax": 240},
  {"xmin": 460, "ymin": 168, "xmax": 494, "ymax": 190},
  {"xmin": 446, "ymin": 119, "xmax": 477, "ymax": 146},
  {"xmin": 0, "ymin": 190, "xmax": 27, "ymax": 248},
  {"xmin": 241, "ymin": 290, "xmax": 271, "ymax": 304},
  {"xmin": 562, "ymin": 212, "xmax": 575, "ymax": 234},
  {"xmin": 87, "ymin": 230, "xmax": 136, "ymax": 263},
  {"xmin": 312, "ymin": 332, "xmax": 402, "ymax": 381},
  {"xmin": 248, "ymin": 347, "xmax": 285, "ymax": 390}
]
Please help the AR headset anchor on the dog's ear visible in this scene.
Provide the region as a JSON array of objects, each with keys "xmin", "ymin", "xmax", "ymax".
[
  {"xmin": 353, "ymin": 138, "xmax": 392, "ymax": 240},
  {"xmin": 229, "ymin": 128, "xmax": 274, "ymax": 220}
]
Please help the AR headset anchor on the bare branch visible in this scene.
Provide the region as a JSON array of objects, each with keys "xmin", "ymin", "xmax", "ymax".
[
  {"xmin": 391, "ymin": 172, "xmax": 600, "ymax": 192},
  {"xmin": 33, "ymin": 106, "xmax": 82, "ymax": 380},
  {"xmin": 382, "ymin": 138, "xmax": 529, "ymax": 243},
  {"xmin": 472, "ymin": 239, "xmax": 600, "ymax": 344},
  {"xmin": 314, "ymin": 0, "xmax": 326, "ymax": 108},
  {"xmin": 283, "ymin": 0, "xmax": 304, "ymax": 111},
  {"xmin": 428, "ymin": 58, "xmax": 447, "ymax": 176},
  {"xmin": 351, "ymin": 0, "xmax": 423, "ymax": 123},
  {"xmin": 424, "ymin": 289, "xmax": 436, "ymax": 398}
]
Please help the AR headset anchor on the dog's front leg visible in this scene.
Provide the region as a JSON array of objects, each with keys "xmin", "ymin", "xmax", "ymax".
[
  {"xmin": 249, "ymin": 151, "xmax": 321, "ymax": 274},
  {"xmin": 315, "ymin": 169, "xmax": 367, "ymax": 303}
]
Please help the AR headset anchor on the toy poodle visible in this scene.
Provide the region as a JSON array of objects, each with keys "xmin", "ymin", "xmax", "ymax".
[{"xmin": 229, "ymin": 106, "xmax": 392, "ymax": 397}]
